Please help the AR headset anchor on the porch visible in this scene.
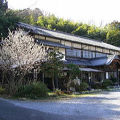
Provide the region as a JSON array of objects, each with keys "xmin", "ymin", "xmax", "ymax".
[{"xmin": 65, "ymin": 55, "xmax": 120, "ymax": 84}]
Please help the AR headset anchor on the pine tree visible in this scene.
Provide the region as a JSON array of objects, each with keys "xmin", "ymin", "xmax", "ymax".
[{"xmin": 0, "ymin": 0, "xmax": 8, "ymax": 12}]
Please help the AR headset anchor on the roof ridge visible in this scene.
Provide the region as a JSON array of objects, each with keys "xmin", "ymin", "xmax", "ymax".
[
  {"xmin": 18, "ymin": 22, "xmax": 103, "ymax": 43},
  {"xmin": 18, "ymin": 22, "xmax": 120, "ymax": 51}
]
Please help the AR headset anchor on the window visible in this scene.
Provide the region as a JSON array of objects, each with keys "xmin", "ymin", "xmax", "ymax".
[
  {"xmin": 66, "ymin": 49, "xmax": 81, "ymax": 58},
  {"xmin": 83, "ymin": 50, "xmax": 94, "ymax": 58},
  {"xmin": 88, "ymin": 51, "xmax": 91, "ymax": 58},
  {"xmin": 66, "ymin": 49, "xmax": 107, "ymax": 59},
  {"xmin": 96, "ymin": 52, "xmax": 100, "ymax": 58},
  {"xmin": 66, "ymin": 49, "xmax": 76, "ymax": 56},
  {"xmin": 91, "ymin": 52, "xmax": 95, "ymax": 58},
  {"xmin": 83, "ymin": 50, "xmax": 89, "ymax": 58},
  {"xmin": 96, "ymin": 52, "xmax": 107, "ymax": 58},
  {"xmin": 72, "ymin": 49, "xmax": 77, "ymax": 57},
  {"xmin": 76, "ymin": 49, "xmax": 81, "ymax": 57}
]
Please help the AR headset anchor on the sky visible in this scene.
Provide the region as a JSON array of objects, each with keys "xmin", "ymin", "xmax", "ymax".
[{"xmin": 7, "ymin": 0, "xmax": 120, "ymax": 26}]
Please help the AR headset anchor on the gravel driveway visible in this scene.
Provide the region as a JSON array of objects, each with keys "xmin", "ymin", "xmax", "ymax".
[{"xmin": 1, "ymin": 90, "xmax": 120, "ymax": 120}]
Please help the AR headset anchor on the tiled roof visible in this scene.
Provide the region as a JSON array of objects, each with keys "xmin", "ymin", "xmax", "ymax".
[
  {"xmin": 65, "ymin": 58, "xmax": 92, "ymax": 66},
  {"xmin": 35, "ymin": 39, "xmax": 70, "ymax": 48},
  {"xmin": 65, "ymin": 55, "xmax": 120, "ymax": 66},
  {"xmin": 18, "ymin": 22, "xmax": 120, "ymax": 51},
  {"xmin": 90, "ymin": 55, "xmax": 119, "ymax": 66},
  {"xmin": 79, "ymin": 68, "xmax": 102, "ymax": 72}
]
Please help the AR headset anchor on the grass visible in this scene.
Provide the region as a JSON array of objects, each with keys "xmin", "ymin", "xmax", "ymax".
[
  {"xmin": 0, "ymin": 91, "xmax": 98, "ymax": 102},
  {"xmin": 0, "ymin": 87, "xmax": 119, "ymax": 101},
  {"xmin": 43, "ymin": 87, "xmax": 120, "ymax": 101},
  {"xmin": 47, "ymin": 91, "xmax": 99, "ymax": 101}
]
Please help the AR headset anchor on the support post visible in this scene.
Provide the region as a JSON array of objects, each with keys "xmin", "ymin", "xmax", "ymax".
[
  {"xmin": 42, "ymin": 72, "xmax": 45, "ymax": 83},
  {"xmin": 33, "ymin": 69, "xmax": 37, "ymax": 82},
  {"xmin": 117, "ymin": 68, "xmax": 119, "ymax": 85},
  {"xmin": 55, "ymin": 75, "xmax": 58, "ymax": 89}
]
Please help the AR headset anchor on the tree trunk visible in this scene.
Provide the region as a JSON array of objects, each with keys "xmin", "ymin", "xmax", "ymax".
[
  {"xmin": 8, "ymin": 71, "xmax": 16, "ymax": 95},
  {"xmin": 1, "ymin": 70, "xmax": 5, "ymax": 85},
  {"xmin": 52, "ymin": 73, "xmax": 55, "ymax": 91},
  {"xmin": 42, "ymin": 72, "xmax": 45, "ymax": 83},
  {"xmin": 55, "ymin": 74, "xmax": 58, "ymax": 89},
  {"xmin": 33, "ymin": 69, "xmax": 37, "ymax": 82}
]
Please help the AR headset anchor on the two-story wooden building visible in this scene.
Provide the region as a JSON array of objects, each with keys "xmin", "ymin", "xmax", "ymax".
[{"xmin": 18, "ymin": 22, "xmax": 120, "ymax": 84}]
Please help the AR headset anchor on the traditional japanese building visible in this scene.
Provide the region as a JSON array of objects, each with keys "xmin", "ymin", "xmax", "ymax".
[{"xmin": 18, "ymin": 22, "xmax": 120, "ymax": 84}]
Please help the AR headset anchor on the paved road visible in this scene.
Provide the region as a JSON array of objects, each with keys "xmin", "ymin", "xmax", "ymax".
[
  {"xmin": 0, "ymin": 98, "xmax": 96, "ymax": 120},
  {"xmin": 0, "ymin": 90, "xmax": 120, "ymax": 120}
]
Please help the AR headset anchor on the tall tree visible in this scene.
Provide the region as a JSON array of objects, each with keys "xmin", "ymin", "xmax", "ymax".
[
  {"xmin": 0, "ymin": 0, "xmax": 20, "ymax": 40},
  {"xmin": 0, "ymin": 10, "xmax": 20, "ymax": 40},
  {"xmin": 41, "ymin": 49, "xmax": 64, "ymax": 90},
  {"xmin": 0, "ymin": 0, "xmax": 8, "ymax": 12}
]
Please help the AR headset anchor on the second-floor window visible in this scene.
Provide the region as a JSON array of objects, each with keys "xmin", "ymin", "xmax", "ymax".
[
  {"xmin": 66, "ymin": 48, "xmax": 107, "ymax": 58},
  {"xmin": 96, "ymin": 52, "xmax": 107, "ymax": 58},
  {"xmin": 66, "ymin": 49, "xmax": 81, "ymax": 58},
  {"xmin": 82, "ymin": 50, "xmax": 96, "ymax": 58}
]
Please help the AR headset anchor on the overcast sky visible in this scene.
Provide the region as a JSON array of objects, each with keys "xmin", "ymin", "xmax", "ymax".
[{"xmin": 7, "ymin": 0, "xmax": 120, "ymax": 26}]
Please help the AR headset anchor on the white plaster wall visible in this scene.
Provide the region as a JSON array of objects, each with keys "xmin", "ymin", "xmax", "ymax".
[{"xmin": 59, "ymin": 48, "xmax": 66, "ymax": 60}]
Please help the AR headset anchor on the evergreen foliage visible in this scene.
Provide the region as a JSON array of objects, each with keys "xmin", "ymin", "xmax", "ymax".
[
  {"xmin": 1, "ymin": 0, "xmax": 120, "ymax": 46},
  {"xmin": 0, "ymin": 0, "xmax": 8, "ymax": 12},
  {"xmin": 0, "ymin": 10, "xmax": 20, "ymax": 39},
  {"xmin": 41, "ymin": 49, "xmax": 64, "ymax": 90},
  {"xmin": 15, "ymin": 82, "xmax": 49, "ymax": 98}
]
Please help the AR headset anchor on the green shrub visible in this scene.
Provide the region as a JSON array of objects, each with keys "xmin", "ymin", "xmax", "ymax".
[
  {"xmin": 75, "ymin": 82, "xmax": 89, "ymax": 92},
  {"xmin": 91, "ymin": 82, "xmax": 102, "ymax": 89},
  {"xmin": 15, "ymin": 82, "xmax": 49, "ymax": 99},
  {"xmin": 110, "ymin": 77, "xmax": 118, "ymax": 84},
  {"xmin": 0, "ymin": 86, "xmax": 5, "ymax": 94},
  {"xmin": 102, "ymin": 79, "xmax": 113, "ymax": 89}
]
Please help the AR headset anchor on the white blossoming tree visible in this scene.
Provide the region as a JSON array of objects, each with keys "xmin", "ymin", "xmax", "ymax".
[{"xmin": 0, "ymin": 29, "xmax": 47, "ymax": 94}]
